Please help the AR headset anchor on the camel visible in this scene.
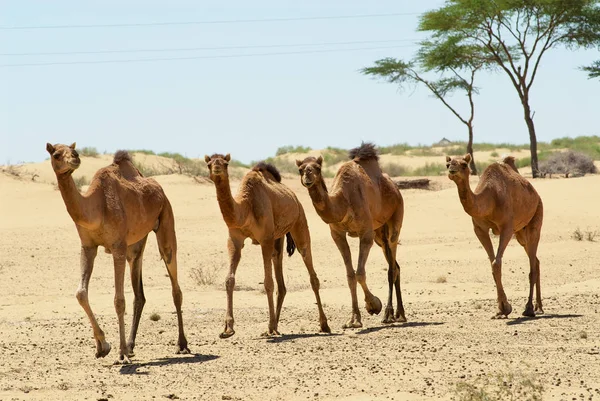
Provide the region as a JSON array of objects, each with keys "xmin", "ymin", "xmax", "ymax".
[
  {"xmin": 46, "ymin": 142, "xmax": 189, "ymax": 364},
  {"xmin": 445, "ymin": 154, "xmax": 544, "ymax": 318},
  {"xmin": 296, "ymin": 143, "xmax": 405, "ymax": 328},
  {"xmin": 204, "ymin": 154, "xmax": 330, "ymax": 338}
]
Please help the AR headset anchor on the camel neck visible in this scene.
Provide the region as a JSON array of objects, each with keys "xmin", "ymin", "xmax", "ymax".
[
  {"xmin": 56, "ymin": 172, "xmax": 88, "ymax": 225},
  {"xmin": 213, "ymin": 175, "xmax": 243, "ymax": 227},
  {"xmin": 307, "ymin": 181, "xmax": 345, "ymax": 224},
  {"xmin": 454, "ymin": 177, "xmax": 487, "ymax": 218}
]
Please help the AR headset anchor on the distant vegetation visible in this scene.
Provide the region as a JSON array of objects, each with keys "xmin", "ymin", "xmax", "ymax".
[
  {"xmin": 276, "ymin": 145, "xmax": 312, "ymax": 156},
  {"xmin": 78, "ymin": 147, "xmax": 99, "ymax": 158}
]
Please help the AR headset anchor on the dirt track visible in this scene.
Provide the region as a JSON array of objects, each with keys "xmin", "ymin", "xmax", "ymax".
[{"xmin": 1, "ymin": 170, "xmax": 599, "ymax": 400}]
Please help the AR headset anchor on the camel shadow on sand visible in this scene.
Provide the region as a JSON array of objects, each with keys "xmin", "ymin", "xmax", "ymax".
[
  {"xmin": 263, "ymin": 332, "xmax": 342, "ymax": 344},
  {"xmin": 356, "ymin": 321, "xmax": 445, "ymax": 335},
  {"xmin": 118, "ymin": 353, "xmax": 219, "ymax": 375},
  {"xmin": 506, "ymin": 313, "xmax": 583, "ymax": 326}
]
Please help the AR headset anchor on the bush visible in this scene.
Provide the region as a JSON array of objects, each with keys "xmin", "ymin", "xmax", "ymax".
[
  {"xmin": 73, "ymin": 176, "xmax": 89, "ymax": 191},
  {"xmin": 379, "ymin": 143, "xmax": 413, "ymax": 155},
  {"xmin": 381, "ymin": 162, "xmax": 408, "ymax": 177},
  {"xmin": 79, "ymin": 147, "xmax": 99, "ymax": 157},
  {"xmin": 276, "ymin": 145, "xmax": 312, "ymax": 156},
  {"xmin": 322, "ymin": 147, "xmax": 348, "ymax": 165},
  {"xmin": 538, "ymin": 151, "xmax": 597, "ymax": 178},
  {"xmin": 190, "ymin": 264, "xmax": 222, "ymax": 286},
  {"xmin": 550, "ymin": 135, "xmax": 600, "ymax": 158},
  {"xmin": 454, "ymin": 370, "xmax": 543, "ymax": 401},
  {"xmin": 129, "ymin": 149, "xmax": 156, "ymax": 155},
  {"xmin": 412, "ymin": 162, "xmax": 446, "ymax": 176}
]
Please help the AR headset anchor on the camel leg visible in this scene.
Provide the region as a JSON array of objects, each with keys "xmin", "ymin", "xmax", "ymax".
[
  {"xmin": 356, "ymin": 230, "xmax": 382, "ymax": 317},
  {"xmin": 155, "ymin": 203, "xmax": 189, "ymax": 354},
  {"xmin": 76, "ymin": 246, "xmax": 111, "ymax": 359},
  {"xmin": 375, "ymin": 231, "xmax": 395, "ymax": 324},
  {"xmin": 272, "ymin": 237, "xmax": 286, "ymax": 327},
  {"xmin": 125, "ymin": 235, "xmax": 148, "ymax": 357},
  {"xmin": 260, "ymin": 239, "xmax": 279, "ymax": 336},
  {"xmin": 491, "ymin": 228, "xmax": 514, "ymax": 319},
  {"xmin": 517, "ymin": 208, "xmax": 543, "ymax": 316},
  {"xmin": 112, "ymin": 246, "xmax": 130, "ymax": 364},
  {"xmin": 290, "ymin": 219, "xmax": 330, "ymax": 334},
  {"xmin": 220, "ymin": 234, "xmax": 244, "ymax": 339},
  {"xmin": 330, "ymin": 229, "xmax": 362, "ymax": 329},
  {"xmin": 473, "ymin": 224, "xmax": 511, "ymax": 318}
]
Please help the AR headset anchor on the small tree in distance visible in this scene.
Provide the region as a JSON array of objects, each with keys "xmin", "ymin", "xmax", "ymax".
[
  {"xmin": 363, "ymin": 36, "xmax": 493, "ymax": 174},
  {"xmin": 419, "ymin": 0, "xmax": 600, "ymax": 177}
]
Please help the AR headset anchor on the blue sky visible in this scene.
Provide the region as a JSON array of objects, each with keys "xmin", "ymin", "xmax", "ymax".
[{"xmin": 1, "ymin": 1, "xmax": 598, "ymax": 164}]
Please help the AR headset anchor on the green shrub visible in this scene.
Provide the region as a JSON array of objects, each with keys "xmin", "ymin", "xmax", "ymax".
[
  {"xmin": 129, "ymin": 149, "xmax": 156, "ymax": 155},
  {"xmin": 73, "ymin": 175, "xmax": 89, "ymax": 191},
  {"xmin": 382, "ymin": 162, "xmax": 409, "ymax": 177},
  {"xmin": 322, "ymin": 147, "xmax": 348, "ymax": 165},
  {"xmin": 276, "ymin": 145, "xmax": 312, "ymax": 156},
  {"xmin": 412, "ymin": 162, "xmax": 446, "ymax": 176},
  {"xmin": 78, "ymin": 147, "xmax": 99, "ymax": 157},
  {"xmin": 379, "ymin": 143, "xmax": 413, "ymax": 155}
]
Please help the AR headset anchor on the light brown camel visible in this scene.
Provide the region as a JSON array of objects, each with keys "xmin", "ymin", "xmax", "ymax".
[
  {"xmin": 205, "ymin": 154, "xmax": 330, "ymax": 338},
  {"xmin": 46, "ymin": 142, "xmax": 189, "ymax": 363},
  {"xmin": 296, "ymin": 143, "xmax": 405, "ymax": 328},
  {"xmin": 445, "ymin": 154, "xmax": 544, "ymax": 318}
]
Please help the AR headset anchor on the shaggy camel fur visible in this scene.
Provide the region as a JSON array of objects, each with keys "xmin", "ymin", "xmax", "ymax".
[
  {"xmin": 296, "ymin": 143, "xmax": 405, "ymax": 328},
  {"xmin": 47, "ymin": 143, "xmax": 189, "ymax": 363},
  {"xmin": 205, "ymin": 154, "xmax": 330, "ymax": 338},
  {"xmin": 446, "ymin": 154, "xmax": 544, "ymax": 318}
]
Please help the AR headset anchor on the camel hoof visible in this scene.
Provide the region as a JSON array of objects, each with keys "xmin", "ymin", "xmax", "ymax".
[
  {"xmin": 176, "ymin": 346, "xmax": 191, "ymax": 355},
  {"xmin": 491, "ymin": 313, "xmax": 508, "ymax": 319},
  {"xmin": 113, "ymin": 355, "xmax": 132, "ymax": 365},
  {"xmin": 342, "ymin": 321, "xmax": 362, "ymax": 329},
  {"xmin": 395, "ymin": 315, "xmax": 407, "ymax": 323},
  {"xmin": 522, "ymin": 305, "xmax": 535, "ymax": 317},
  {"xmin": 320, "ymin": 322, "xmax": 332, "ymax": 334},
  {"xmin": 535, "ymin": 305, "xmax": 544, "ymax": 314},
  {"xmin": 366, "ymin": 296, "xmax": 382, "ymax": 315},
  {"xmin": 95, "ymin": 342, "xmax": 111, "ymax": 359},
  {"xmin": 219, "ymin": 330, "xmax": 235, "ymax": 339},
  {"xmin": 261, "ymin": 330, "xmax": 281, "ymax": 337},
  {"xmin": 500, "ymin": 301, "xmax": 512, "ymax": 316}
]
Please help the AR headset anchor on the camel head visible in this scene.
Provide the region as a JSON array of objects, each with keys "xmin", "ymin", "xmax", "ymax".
[
  {"xmin": 445, "ymin": 154, "xmax": 472, "ymax": 182},
  {"xmin": 296, "ymin": 156, "xmax": 324, "ymax": 189},
  {"xmin": 46, "ymin": 142, "xmax": 81, "ymax": 175},
  {"xmin": 205, "ymin": 153, "xmax": 231, "ymax": 180}
]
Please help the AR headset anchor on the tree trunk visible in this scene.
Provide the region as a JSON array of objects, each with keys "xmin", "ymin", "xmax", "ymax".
[
  {"xmin": 466, "ymin": 124, "xmax": 477, "ymax": 175},
  {"xmin": 521, "ymin": 96, "xmax": 539, "ymax": 178}
]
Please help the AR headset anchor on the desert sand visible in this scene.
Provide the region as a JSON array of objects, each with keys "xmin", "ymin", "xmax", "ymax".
[{"xmin": 1, "ymin": 154, "xmax": 599, "ymax": 401}]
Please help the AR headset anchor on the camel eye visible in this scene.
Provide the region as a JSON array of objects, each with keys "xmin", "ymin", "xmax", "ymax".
[
  {"xmin": 72, "ymin": 150, "xmax": 79, "ymax": 157},
  {"xmin": 446, "ymin": 163, "xmax": 450, "ymax": 168},
  {"xmin": 53, "ymin": 153, "xmax": 60, "ymax": 160}
]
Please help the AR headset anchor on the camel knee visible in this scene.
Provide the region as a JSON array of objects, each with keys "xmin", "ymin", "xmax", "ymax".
[
  {"xmin": 75, "ymin": 288, "xmax": 88, "ymax": 305},
  {"xmin": 263, "ymin": 277, "xmax": 274, "ymax": 294},
  {"xmin": 171, "ymin": 287, "xmax": 182, "ymax": 307},
  {"xmin": 225, "ymin": 275, "xmax": 235, "ymax": 292},
  {"xmin": 355, "ymin": 273, "xmax": 366, "ymax": 284},
  {"xmin": 309, "ymin": 275, "xmax": 320, "ymax": 290},
  {"xmin": 277, "ymin": 286, "xmax": 287, "ymax": 299},
  {"xmin": 114, "ymin": 296, "xmax": 126, "ymax": 315}
]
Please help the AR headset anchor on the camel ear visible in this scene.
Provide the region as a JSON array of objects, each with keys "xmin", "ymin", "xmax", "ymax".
[
  {"xmin": 295, "ymin": 159, "xmax": 303, "ymax": 167},
  {"xmin": 204, "ymin": 155, "xmax": 211, "ymax": 164},
  {"xmin": 69, "ymin": 142, "xmax": 76, "ymax": 150},
  {"xmin": 46, "ymin": 143, "xmax": 55, "ymax": 154},
  {"xmin": 445, "ymin": 156, "xmax": 451, "ymax": 163},
  {"xmin": 464, "ymin": 153, "xmax": 472, "ymax": 163},
  {"xmin": 316, "ymin": 156, "xmax": 323, "ymax": 166},
  {"xmin": 225, "ymin": 154, "xmax": 231, "ymax": 162}
]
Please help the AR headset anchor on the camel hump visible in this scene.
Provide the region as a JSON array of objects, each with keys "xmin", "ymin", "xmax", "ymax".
[
  {"xmin": 252, "ymin": 161, "xmax": 282, "ymax": 183},
  {"xmin": 113, "ymin": 150, "xmax": 133, "ymax": 165},
  {"xmin": 349, "ymin": 142, "xmax": 379, "ymax": 162},
  {"xmin": 502, "ymin": 155, "xmax": 519, "ymax": 173}
]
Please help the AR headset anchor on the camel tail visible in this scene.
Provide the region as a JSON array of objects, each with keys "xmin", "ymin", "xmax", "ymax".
[
  {"xmin": 113, "ymin": 150, "xmax": 133, "ymax": 164},
  {"xmin": 502, "ymin": 155, "xmax": 519, "ymax": 174},
  {"xmin": 349, "ymin": 142, "xmax": 379, "ymax": 162},
  {"xmin": 285, "ymin": 232, "xmax": 296, "ymax": 257}
]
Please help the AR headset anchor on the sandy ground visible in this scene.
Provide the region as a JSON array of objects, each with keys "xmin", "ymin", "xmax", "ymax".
[{"xmin": 1, "ymin": 157, "xmax": 600, "ymax": 401}]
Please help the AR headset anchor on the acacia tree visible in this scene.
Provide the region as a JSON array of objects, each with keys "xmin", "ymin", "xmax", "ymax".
[
  {"xmin": 583, "ymin": 60, "xmax": 600, "ymax": 77},
  {"xmin": 419, "ymin": 0, "xmax": 600, "ymax": 177},
  {"xmin": 363, "ymin": 37, "xmax": 492, "ymax": 174}
]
